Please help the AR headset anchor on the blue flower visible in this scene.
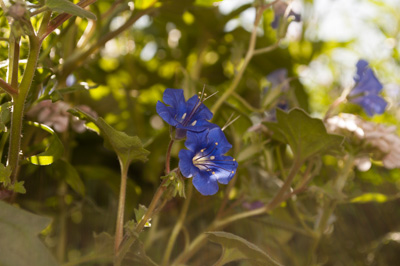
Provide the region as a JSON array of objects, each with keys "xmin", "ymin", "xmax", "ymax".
[
  {"xmin": 179, "ymin": 127, "xmax": 238, "ymax": 196},
  {"xmin": 348, "ymin": 60, "xmax": 387, "ymax": 116},
  {"xmin": 156, "ymin": 88, "xmax": 215, "ymax": 139}
]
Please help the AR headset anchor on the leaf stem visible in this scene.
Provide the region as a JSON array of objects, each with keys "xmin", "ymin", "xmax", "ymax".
[
  {"xmin": 306, "ymin": 155, "xmax": 354, "ymax": 264},
  {"xmin": 7, "ymin": 34, "xmax": 41, "ymax": 182},
  {"xmin": 165, "ymin": 140, "xmax": 174, "ymax": 174},
  {"xmin": 114, "ymin": 161, "xmax": 129, "ymax": 255},
  {"xmin": 211, "ymin": 1, "xmax": 280, "ymax": 115},
  {"xmin": 162, "ymin": 183, "xmax": 193, "ymax": 265}
]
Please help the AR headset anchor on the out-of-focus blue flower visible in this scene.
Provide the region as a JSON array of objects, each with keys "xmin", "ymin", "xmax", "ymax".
[
  {"xmin": 348, "ymin": 60, "xmax": 387, "ymax": 116},
  {"xmin": 271, "ymin": 2, "xmax": 301, "ymax": 29},
  {"xmin": 266, "ymin": 68, "xmax": 289, "ymax": 92},
  {"xmin": 156, "ymin": 88, "xmax": 215, "ymax": 139},
  {"xmin": 179, "ymin": 128, "xmax": 238, "ymax": 196}
]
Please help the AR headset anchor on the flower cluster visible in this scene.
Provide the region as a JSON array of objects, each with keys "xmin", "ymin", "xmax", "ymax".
[
  {"xmin": 326, "ymin": 113, "xmax": 400, "ymax": 170},
  {"xmin": 157, "ymin": 88, "xmax": 238, "ymax": 195},
  {"xmin": 348, "ymin": 60, "xmax": 387, "ymax": 116}
]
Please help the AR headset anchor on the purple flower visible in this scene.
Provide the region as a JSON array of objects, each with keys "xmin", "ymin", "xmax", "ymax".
[
  {"xmin": 271, "ymin": 2, "xmax": 301, "ymax": 29},
  {"xmin": 266, "ymin": 68, "xmax": 289, "ymax": 92},
  {"xmin": 348, "ymin": 60, "xmax": 387, "ymax": 116},
  {"xmin": 156, "ymin": 88, "xmax": 215, "ymax": 139},
  {"xmin": 179, "ymin": 128, "xmax": 238, "ymax": 196}
]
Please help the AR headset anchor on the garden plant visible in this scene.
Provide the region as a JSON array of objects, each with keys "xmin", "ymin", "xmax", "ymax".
[{"xmin": 0, "ymin": 0, "xmax": 400, "ymax": 265}]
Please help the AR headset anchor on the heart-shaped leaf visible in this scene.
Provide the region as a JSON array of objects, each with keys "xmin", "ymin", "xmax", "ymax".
[{"xmin": 264, "ymin": 108, "xmax": 344, "ymax": 162}]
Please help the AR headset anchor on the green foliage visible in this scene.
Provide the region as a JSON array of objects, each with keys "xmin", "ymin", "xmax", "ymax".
[
  {"xmin": 25, "ymin": 122, "xmax": 64, "ymax": 166},
  {"xmin": 0, "ymin": 201, "xmax": 58, "ymax": 266},
  {"xmin": 206, "ymin": 231, "xmax": 283, "ymax": 266},
  {"xmin": 46, "ymin": 160, "xmax": 85, "ymax": 196},
  {"xmin": 69, "ymin": 108, "xmax": 150, "ymax": 167},
  {"xmin": 45, "ymin": 0, "xmax": 97, "ymax": 20},
  {"xmin": 265, "ymin": 108, "xmax": 344, "ymax": 161}
]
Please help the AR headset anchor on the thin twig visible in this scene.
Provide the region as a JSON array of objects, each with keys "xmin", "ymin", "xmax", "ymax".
[{"xmin": 0, "ymin": 77, "xmax": 18, "ymax": 95}]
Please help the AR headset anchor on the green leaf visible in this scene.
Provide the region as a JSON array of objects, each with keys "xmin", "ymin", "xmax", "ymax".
[
  {"xmin": 195, "ymin": 0, "xmax": 222, "ymax": 7},
  {"xmin": 351, "ymin": 193, "xmax": 388, "ymax": 204},
  {"xmin": 11, "ymin": 181, "xmax": 26, "ymax": 194},
  {"xmin": 0, "ymin": 102, "xmax": 12, "ymax": 132},
  {"xmin": 26, "ymin": 122, "xmax": 64, "ymax": 166},
  {"xmin": 69, "ymin": 108, "xmax": 150, "ymax": 167},
  {"xmin": 206, "ymin": 231, "xmax": 283, "ymax": 266},
  {"xmin": 264, "ymin": 108, "xmax": 344, "ymax": 162},
  {"xmin": 45, "ymin": 0, "xmax": 96, "ymax": 20},
  {"xmin": 0, "ymin": 201, "xmax": 58, "ymax": 266},
  {"xmin": 47, "ymin": 160, "xmax": 85, "ymax": 196},
  {"xmin": 134, "ymin": 204, "xmax": 149, "ymax": 225}
]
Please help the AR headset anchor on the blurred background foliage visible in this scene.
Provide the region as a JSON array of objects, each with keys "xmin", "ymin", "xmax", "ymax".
[{"xmin": 1, "ymin": 0, "xmax": 400, "ymax": 265}]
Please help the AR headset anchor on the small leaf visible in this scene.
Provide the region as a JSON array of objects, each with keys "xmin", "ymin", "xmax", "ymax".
[
  {"xmin": 0, "ymin": 201, "xmax": 58, "ymax": 266},
  {"xmin": 11, "ymin": 181, "xmax": 26, "ymax": 194},
  {"xmin": 351, "ymin": 193, "xmax": 388, "ymax": 204},
  {"xmin": 206, "ymin": 231, "xmax": 283, "ymax": 266},
  {"xmin": 69, "ymin": 108, "xmax": 150, "ymax": 167},
  {"xmin": 25, "ymin": 122, "xmax": 64, "ymax": 166},
  {"xmin": 134, "ymin": 204, "xmax": 149, "ymax": 225},
  {"xmin": 264, "ymin": 108, "xmax": 344, "ymax": 162},
  {"xmin": 45, "ymin": 0, "xmax": 96, "ymax": 20}
]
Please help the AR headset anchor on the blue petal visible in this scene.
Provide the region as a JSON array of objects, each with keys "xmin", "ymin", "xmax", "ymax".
[
  {"xmin": 156, "ymin": 101, "xmax": 178, "ymax": 126},
  {"xmin": 192, "ymin": 171, "xmax": 219, "ymax": 195},
  {"xmin": 163, "ymin": 88, "xmax": 185, "ymax": 106},
  {"xmin": 185, "ymin": 130, "xmax": 209, "ymax": 152},
  {"xmin": 351, "ymin": 69, "xmax": 383, "ymax": 96},
  {"xmin": 207, "ymin": 127, "xmax": 232, "ymax": 155},
  {"xmin": 352, "ymin": 94, "xmax": 387, "ymax": 116},
  {"xmin": 162, "ymin": 88, "xmax": 187, "ymax": 119},
  {"xmin": 177, "ymin": 120, "xmax": 218, "ymax": 132},
  {"xmin": 186, "ymin": 95, "xmax": 213, "ymax": 121},
  {"xmin": 211, "ymin": 155, "xmax": 238, "ymax": 185},
  {"xmin": 354, "ymin": 59, "xmax": 369, "ymax": 83},
  {"xmin": 178, "ymin": 149, "xmax": 197, "ymax": 178}
]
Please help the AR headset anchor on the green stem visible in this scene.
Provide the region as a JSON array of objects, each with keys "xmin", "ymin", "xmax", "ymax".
[
  {"xmin": 306, "ymin": 155, "xmax": 354, "ymax": 265},
  {"xmin": 60, "ymin": 7, "xmax": 156, "ymax": 80},
  {"xmin": 114, "ymin": 161, "xmax": 129, "ymax": 255},
  {"xmin": 162, "ymin": 183, "xmax": 193, "ymax": 266},
  {"xmin": 211, "ymin": 1, "xmax": 280, "ymax": 115},
  {"xmin": 115, "ymin": 178, "xmax": 168, "ymax": 265},
  {"xmin": 115, "ymin": 139, "xmax": 175, "ymax": 264},
  {"xmin": 165, "ymin": 140, "xmax": 174, "ymax": 174},
  {"xmin": 172, "ymin": 157, "xmax": 302, "ymax": 265},
  {"xmin": 7, "ymin": 35, "xmax": 41, "ymax": 182},
  {"xmin": 57, "ymin": 181, "xmax": 68, "ymax": 263},
  {"xmin": 0, "ymin": 78, "xmax": 17, "ymax": 95},
  {"xmin": 8, "ymin": 35, "xmax": 20, "ymax": 89}
]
